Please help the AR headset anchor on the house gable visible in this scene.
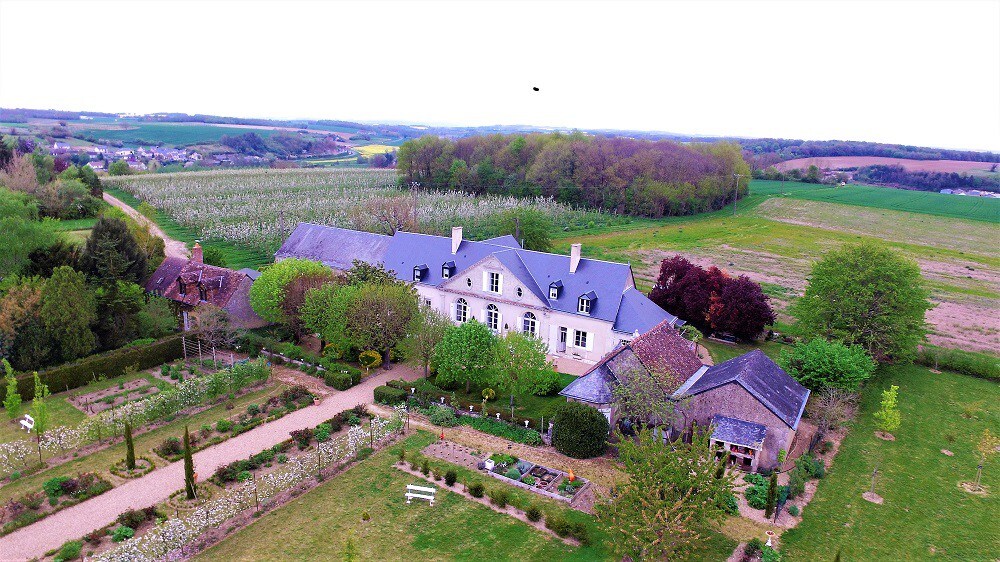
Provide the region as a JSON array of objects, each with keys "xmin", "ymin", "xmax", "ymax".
[{"xmin": 438, "ymin": 253, "xmax": 548, "ymax": 310}]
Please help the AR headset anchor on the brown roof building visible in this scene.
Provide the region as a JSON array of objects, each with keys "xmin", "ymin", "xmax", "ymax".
[{"xmin": 144, "ymin": 244, "xmax": 266, "ymax": 329}]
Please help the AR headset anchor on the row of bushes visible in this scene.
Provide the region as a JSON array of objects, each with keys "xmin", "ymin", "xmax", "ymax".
[
  {"xmin": 382, "ymin": 378, "xmax": 547, "ymax": 430},
  {"xmin": 1, "ymin": 334, "xmax": 184, "ymax": 402},
  {"xmin": 459, "ymin": 415, "xmax": 543, "ymax": 446},
  {"xmin": 3, "ymin": 473, "xmax": 113, "ymax": 536},
  {"xmin": 916, "ymin": 345, "xmax": 999, "ymax": 381}
]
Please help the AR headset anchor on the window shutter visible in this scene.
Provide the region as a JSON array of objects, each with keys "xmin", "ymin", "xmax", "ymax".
[{"xmin": 451, "ymin": 302, "xmax": 456, "ymax": 320}]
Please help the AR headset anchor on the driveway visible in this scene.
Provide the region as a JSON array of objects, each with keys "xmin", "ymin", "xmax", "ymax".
[
  {"xmin": 103, "ymin": 192, "xmax": 190, "ymax": 260},
  {"xmin": 0, "ymin": 368, "xmax": 420, "ymax": 561}
]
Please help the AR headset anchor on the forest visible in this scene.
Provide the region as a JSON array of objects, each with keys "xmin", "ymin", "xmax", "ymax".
[
  {"xmin": 851, "ymin": 164, "xmax": 1000, "ymax": 193},
  {"xmin": 743, "ymin": 138, "xmax": 1000, "ymax": 168},
  {"xmin": 395, "ymin": 133, "xmax": 750, "ymax": 218}
]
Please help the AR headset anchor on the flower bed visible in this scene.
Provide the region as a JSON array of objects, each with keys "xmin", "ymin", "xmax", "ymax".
[
  {"xmin": 154, "ymin": 385, "xmax": 314, "ymax": 462},
  {"xmin": 1, "ymin": 472, "xmax": 114, "ymax": 536},
  {"xmin": 110, "ymin": 457, "xmax": 156, "ymax": 479},
  {"xmin": 480, "ymin": 453, "xmax": 588, "ymax": 504},
  {"xmin": 459, "ymin": 416, "xmax": 542, "ymax": 446}
]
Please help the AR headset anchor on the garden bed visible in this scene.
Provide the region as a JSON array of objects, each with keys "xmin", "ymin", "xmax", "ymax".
[
  {"xmin": 0, "ymin": 472, "xmax": 113, "ymax": 536},
  {"xmin": 68, "ymin": 378, "xmax": 162, "ymax": 415}
]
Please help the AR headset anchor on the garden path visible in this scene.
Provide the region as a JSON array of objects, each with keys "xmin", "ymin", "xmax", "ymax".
[
  {"xmin": 103, "ymin": 191, "xmax": 190, "ymax": 260},
  {"xmin": 0, "ymin": 368, "xmax": 420, "ymax": 561}
]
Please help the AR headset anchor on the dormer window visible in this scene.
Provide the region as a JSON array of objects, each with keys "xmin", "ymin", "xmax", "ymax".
[
  {"xmin": 578, "ymin": 291, "xmax": 596, "ymax": 315},
  {"xmin": 178, "ymin": 278, "xmax": 186, "ymax": 295},
  {"xmin": 549, "ymin": 280, "xmax": 562, "ymax": 300},
  {"xmin": 442, "ymin": 261, "xmax": 455, "ymax": 279},
  {"xmin": 199, "ymin": 286, "xmax": 207, "ymax": 302},
  {"xmin": 413, "ymin": 264, "xmax": 428, "ymax": 282}
]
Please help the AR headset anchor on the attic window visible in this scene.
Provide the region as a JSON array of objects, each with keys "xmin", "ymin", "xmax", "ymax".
[
  {"xmin": 578, "ymin": 295, "xmax": 593, "ymax": 315},
  {"xmin": 442, "ymin": 261, "xmax": 455, "ymax": 279},
  {"xmin": 413, "ymin": 264, "xmax": 428, "ymax": 282},
  {"xmin": 549, "ymin": 280, "xmax": 562, "ymax": 300}
]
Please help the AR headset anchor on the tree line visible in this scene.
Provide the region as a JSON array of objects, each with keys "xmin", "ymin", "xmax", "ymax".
[
  {"xmin": 852, "ymin": 164, "xmax": 1000, "ymax": 193},
  {"xmin": 396, "ymin": 133, "xmax": 751, "ymax": 218},
  {"xmin": 743, "ymin": 138, "xmax": 1000, "ymax": 169}
]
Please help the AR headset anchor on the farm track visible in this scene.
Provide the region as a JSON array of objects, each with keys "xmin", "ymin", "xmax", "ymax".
[{"xmin": 103, "ymin": 191, "xmax": 190, "ymax": 260}]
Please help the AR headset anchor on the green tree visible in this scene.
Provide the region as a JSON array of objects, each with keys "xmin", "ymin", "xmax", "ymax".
[
  {"xmin": 491, "ymin": 331, "xmax": 558, "ymax": 400},
  {"xmin": 778, "ymin": 338, "xmax": 877, "ymax": 391},
  {"xmin": 0, "ymin": 187, "xmax": 56, "ymax": 278},
  {"xmin": 124, "ymin": 420, "xmax": 136, "ymax": 470},
  {"xmin": 873, "ymin": 385, "xmax": 901, "ymax": 435},
  {"xmin": 432, "ymin": 320, "xmax": 496, "ymax": 393},
  {"xmin": 108, "ymin": 160, "xmax": 132, "ymax": 176},
  {"xmin": 765, "ymin": 471, "xmax": 778, "ymax": 518},
  {"xmin": 596, "ymin": 426, "xmax": 736, "ymax": 561},
  {"xmin": 346, "ymin": 283, "xmax": 418, "ymax": 368},
  {"xmin": 30, "ymin": 372, "xmax": 50, "ymax": 463},
  {"xmin": 344, "ymin": 259, "xmax": 400, "ymax": 287},
  {"xmin": 404, "ymin": 303, "xmax": 452, "ymax": 377},
  {"xmin": 3, "ymin": 359, "xmax": 21, "ymax": 421},
  {"xmin": 552, "ymin": 401, "xmax": 609, "ymax": 458},
  {"xmin": 249, "ymin": 258, "xmax": 331, "ymax": 324},
  {"xmin": 79, "ymin": 217, "xmax": 148, "ymax": 285},
  {"xmin": 611, "ymin": 363, "xmax": 684, "ymax": 431},
  {"xmin": 794, "ymin": 243, "xmax": 931, "ymax": 362},
  {"xmin": 94, "ymin": 281, "xmax": 145, "ymax": 350},
  {"xmin": 40, "ymin": 266, "xmax": 96, "ymax": 362},
  {"xmin": 301, "ymin": 283, "xmax": 361, "ymax": 359},
  {"xmin": 183, "ymin": 425, "xmax": 196, "ymax": 499},
  {"xmin": 495, "ymin": 208, "xmax": 552, "ymax": 252},
  {"xmin": 202, "ymin": 246, "xmax": 228, "ymax": 268}
]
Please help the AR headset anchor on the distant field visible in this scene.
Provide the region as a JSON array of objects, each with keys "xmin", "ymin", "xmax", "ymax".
[
  {"xmin": 775, "ymin": 156, "xmax": 998, "ymax": 173},
  {"xmin": 80, "ymin": 123, "xmax": 280, "ymax": 146},
  {"xmin": 354, "ymin": 144, "xmax": 399, "ymax": 156},
  {"xmin": 752, "ymin": 180, "xmax": 999, "ymax": 223}
]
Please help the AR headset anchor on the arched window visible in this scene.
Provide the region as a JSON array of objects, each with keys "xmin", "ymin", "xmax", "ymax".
[
  {"xmin": 486, "ymin": 304, "xmax": 500, "ymax": 331},
  {"xmin": 522, "ymin": 312, "xmax": 537, "ymax": 336},
  {"xmin": 455, "ymin": 298, "xmax": 468, "ymax": 322}
]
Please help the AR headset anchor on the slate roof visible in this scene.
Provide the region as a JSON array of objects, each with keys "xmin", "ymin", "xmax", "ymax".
[
  {"xmin": 238, "ymin": 268, "xmax": 262, "ymax": 281},
  {"xmin": 275, "ymin": 223, "xmax": 681, "ymax": 330},
  {"xmin": 711, "ymin": 415, "xmax": 767, "ymax": 449},
  {"xmin": 274, "ymin": 223, "xmax": 392, "ymax": 270},
  {"xmin": 681, "ymin": 350, "xmax": 810, "ymax": 429},
  {"xmin": 145, "ymin": 257, "xmax": 187, "ymax": 295},
  {"xmin": 560, "ymin": 320, "xmax": 703, "ymax": 404}
]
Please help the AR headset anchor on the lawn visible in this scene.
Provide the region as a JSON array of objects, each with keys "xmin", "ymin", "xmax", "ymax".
[
  {"xmin": 354, "ymin": 143, "xmax": 400, "ymax": 157},
  {"xmin": 780, "ymin": 365, "xmax": 1000, "ymax": 560},
  {"xmin": 0, "ymin": 384, "xmax": 284, "ymax": 503},
  {"xmin": 195, "ymin": 430, "xmax": 737, "ymax": 562},
  {"xmin": 437, "ymin": 372, "xmax": 579, "ymax": 424},
  {"xmin": 0, "ymin": 397, "xmax": 84, "ymax": 446}
]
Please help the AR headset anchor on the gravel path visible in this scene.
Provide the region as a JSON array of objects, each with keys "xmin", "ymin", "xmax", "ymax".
[
  {"xmin": 0, "ymin": 369, "xmax": 420, "ymax": 561},
  {"xmin": 102, "ymin": 192, "xmax": 190, "ymax": 260}
]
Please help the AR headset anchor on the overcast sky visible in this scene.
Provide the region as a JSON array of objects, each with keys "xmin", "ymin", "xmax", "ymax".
[{"xmin": 1, "ymin": 0, "xmax": 998, "ymax": 151}]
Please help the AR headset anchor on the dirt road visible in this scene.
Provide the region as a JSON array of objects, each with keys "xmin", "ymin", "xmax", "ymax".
[{"xmin": 103, "ymin": 192, "xmax": 190, "ymax": 260}]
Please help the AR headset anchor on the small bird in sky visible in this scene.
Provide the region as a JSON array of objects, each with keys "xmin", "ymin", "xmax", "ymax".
[{"xmin": 532, "ymin": 86, "xmax": 539, "ymax": 92}]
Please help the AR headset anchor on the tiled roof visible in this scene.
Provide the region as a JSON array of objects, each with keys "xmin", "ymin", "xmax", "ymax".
[
  {"xmin": 560, "ymin": 320, "xmax": 703, "ymax": 403},
  {"xmin": 143, "ymin": 258, "xmax": 265, "ymax": 328},
  {"xmin": 711, "ymin": 415, "xmax": 767, "ymax": 449},
  {"xmin": 145, "ymin": 257, "xmax": 187, "ymax": 295},
  {"xmin": 682, "ymin": 350, "xmax": 810, "ymax": 429}
]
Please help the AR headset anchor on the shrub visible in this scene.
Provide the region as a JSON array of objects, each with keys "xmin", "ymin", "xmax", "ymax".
[
  {"xmin": 721, "ymin": 492, "xmax": 739, "ymax": 515},
  {"xmin": 43, "ymin": 476, "xmax": 70, "ymax": 498},
  {"xmin": 356, "ymin": 447, "xmax": 374, "ymax": 461},
  {"xmin": 570, "ymin": 521, "xmax": 591, "ymax": 545},
  {"xmin": 290, "ymin": 428, "xmax": 314, "ymax": 449},
  {"xmin": 745, "ymin": 483, "xmax": 768, "ymax": 510},
  {"xmin": 155, "ymin": 436, "xmax": 183, "ymax": 458},
  {"xmin": 374, "ymin": 385, "xmax": 407, "ymax": 405},
  {"xmin": 347, "ymin": 413, "xmax": 361, "ymax": 426},
  {"xmin": 246, "ymin": 404, "xmax": 261, "ymax": 416},
  {"xmin": 117, "ymin": 508, "xmax": 147, "ymax": 529},
  {"xmin": 488, "ymin": 488, "xmax": 510, "ymax": 508},
  {"xmin": 314, "ymin": 423, "xmax": 332, "ymax": 442},
  {"xmin": 397, "ymin": 448, "xmax": 406, "ymax": 463},
  {"xmin": 788, "ymin": 466, "xmax": 808, "ymax": 499},
  {"xmin": 277, "ymin": 454, "xmax": 288, "ymax": 464},
  {"xmin": 428, "ymin": 405, "xmax": 458, "ymax": 427},
  {"xmin": 458, "ymin": 416, "xmax": 542, "ymax": 445},
  {"xmin": 444, "ymin": 470, "xmax": 457, "ymax": 487},
  {"xmin": 237, "ymin": 470, "xmax": 252, "ymax": 482},
  {"xmin": 525, "ymin": 504, "xmax": 542, "ymax": 522},
  {"xmin": 795, "ymin": 454, "xmax": 825, "ymax": 479},
  {"xmin": 111, "ymin": 525, "xmax": 135, "ymax": 543},
  {"xmin": 522, "ymin": 475, "xmax": 536, "ymax": 486},
  {"xmin": 84, "ymin": 529, "xmax": 104, "ymax": 545},
  {"xmin": 745, "ymin": 538, "xmax": 763, "ymax": 556},
  {"xmin": 421, "ymin": 459, "xmax": 430, "ymax": 475},
  {"xmin": 788, "ymin": 504, "xmax": 800, "ymax": 516},
  {"xmin": 544, "ymin": 513, "xmax": 572, "ymax": 537},
  {"xmin": 23, "ymin": 492, "xmax": 44, "ymax": 510},
  {"xmin": 215, "ymin": 419, "xmax": 233, "ymax": 433},
  {"xmin": 504, "ymin": 467, "xmax": 522, "ymax": 480},
  {"xmin": 58, "ymin": 540, "xmax": 83, "ymax": 561},
  {"xmin": 468, "ymin": 482, "xmax": 485, "ymax": 498},
  {"xmin": 762, "ymin": 546, "xmax": 782, "ymax": 562},
  {"xmin": 324, "ymin": 370, "xmax": 354, "ymax": 391},
  {"xmin": 552, "ymin": 401, "xmax": 608, "ymax": 458}
]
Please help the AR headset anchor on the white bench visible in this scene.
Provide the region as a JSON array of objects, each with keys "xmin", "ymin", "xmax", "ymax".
[
  {"xmin": 20, "ymin": 414, "xmax": 34, "ymax": 432},
  {"xmin": 405, "ymin": 484, "xmax": 436, "ymax": 505}
]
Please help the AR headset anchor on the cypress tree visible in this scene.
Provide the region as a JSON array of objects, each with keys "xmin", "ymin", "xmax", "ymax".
[
  {"xmin": 764, "ymin": 471, "xmax": 778, "ymax": 519},
  {"xmin": 124, "ymin": 420, "xmax": 136, "ymax": 470},
  {"xmin": 183, "ymin": 425, "xmax": 195, "ymax": 499}
]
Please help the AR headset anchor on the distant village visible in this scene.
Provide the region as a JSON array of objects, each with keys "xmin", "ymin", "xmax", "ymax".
[{"xmin": 48, "ymin": 140, "xmax": 268, "ymax": 171}]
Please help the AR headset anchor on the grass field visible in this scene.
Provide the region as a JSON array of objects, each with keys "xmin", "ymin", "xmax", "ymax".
[
  {"xmin": 80, "ymin": 123, "xmax": 280, "ymax": 146},
  {"xmin": 774, "ymin": 156, "xmax": 999, "ymax": 174},
  {"xmin": 195, "ymin": 430, "xmax": 736, "ymax": 562},
  {"xmin": 556, "ymin": 180, "xmax": 999, "ymax": 354},
  {"xmin": 752, "ymin": 180, "xmax": 999, "ymax": 223},
  {"xmin": 781, "ymin": 365, "xmax": 1000, "ymax": 560},
  {"xmin": 354, "ymin": 143, "xmax": 399, "ymax": 157}
]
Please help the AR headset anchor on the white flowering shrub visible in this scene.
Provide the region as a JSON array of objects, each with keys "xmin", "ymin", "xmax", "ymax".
[
  {"xmin": 0, "ymin": 361, "xmax": 270, "ymax": 475},
  {"xmin": 92, "ymin": 410, "xmax": 404, "ymax": 562},
  {"xmin": 105, "ymin": 169, "xmax": 611, "ymax": 253}
]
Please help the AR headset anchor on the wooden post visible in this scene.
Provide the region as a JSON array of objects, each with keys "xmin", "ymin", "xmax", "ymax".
[
  {"xmin": 253, "ymin": 473, "xmax": 260, "ymax": 512},
  {"xmin": 197, "ymin": 340, "xmax": 203, "ymax": 363},
  {"xmin": 870, "ymin": 467, "xmax": 879, "ymax": 494},
  {"xmin": 182, "ymin": 336, "xmax": 188, "ymax": 361}
]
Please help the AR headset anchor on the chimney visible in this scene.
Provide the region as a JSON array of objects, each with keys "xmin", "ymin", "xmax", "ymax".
[
  {"xmin": 570, "ymin": 243, "xmax": 582, "ymax": 273},
  {"xmin": 191, "ymin": 241, "xmax": 203, "ymax": 264},
  {"xmin": 451, "ymin": 226, "xmax": 463, "ymax": 254}
]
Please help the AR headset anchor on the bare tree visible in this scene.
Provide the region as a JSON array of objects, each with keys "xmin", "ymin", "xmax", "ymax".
[
  {"xmin": 189, "ymin": 304, "xmax": 240, "ymax": 349},
  {"xmin": 808, "ymin": 387, "xmax": 859, "ymax": 440}
]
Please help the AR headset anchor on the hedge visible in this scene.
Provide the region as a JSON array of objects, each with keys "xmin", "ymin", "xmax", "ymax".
[
  {"xmin": 374, "ymin": 386, "xmax": 407, "ymax": 405},
  {"xmin": 324, "ymin": 371, "xmax": 354, "ymax": 391},
  {"xmin": 551, "ymin": 401, "xmax": 609, "ymax": 458},
  {"xmin": 916, "ymin": 345, "xmax": 999, "ymax": 381},
  {"xmin": 384, "ymin": 378, "xmax": 547, "ymax": 431},
  {"xmin": 459, "ymin": 415, "xmax": 542, "ymax": 446},
  {"xmin": 2, "ymin": 334, "xmax": 184, "ymax": 402}
]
